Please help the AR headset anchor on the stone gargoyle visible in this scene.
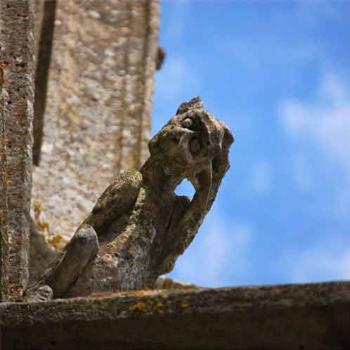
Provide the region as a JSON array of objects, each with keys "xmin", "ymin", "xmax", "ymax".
[{"xmin": 26, "ymin": 97, "xmax": 234, "ymax": 301}]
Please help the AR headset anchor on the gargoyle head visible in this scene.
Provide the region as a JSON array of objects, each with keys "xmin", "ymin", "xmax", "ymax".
[{"xmin": 148, "ymin": 97, "xmax": 234, "ymax": 180}]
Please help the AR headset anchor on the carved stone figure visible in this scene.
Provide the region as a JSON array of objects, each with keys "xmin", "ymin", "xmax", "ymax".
[{"xmin": 26, "ymin": 97, "xmax": 233, "ymax": 301}]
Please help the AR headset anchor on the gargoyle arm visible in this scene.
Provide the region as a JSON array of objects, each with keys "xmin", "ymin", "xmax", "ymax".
[
  {"xmin": 83, "ymin": 169, "xmax": 142, "ymax": 240},
  {"xmin": 156, "ymin": 130, "xmax": 232, "ymax": 275}
]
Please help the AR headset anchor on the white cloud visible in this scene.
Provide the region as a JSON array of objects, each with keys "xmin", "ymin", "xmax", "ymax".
[
  {"xmin": 288, "ymin": 243, "xmax": 350, "ymax": 283},
  {"xmin": 224, "ymin": 35, "xmax": 319, "ymax": 71},
  {"xmin": 279, "ymin": 73, "xmax": 350, "ymax": 218},
  {"xmin": 280, "ymin": 74, "xmax": 350, "ymax": 170},
  {"xmin": 279, "ymin": 75, "xmax": 350, "ymax": 283},
  {"xmin": 169, "ymin": 213, "xmax": 253, "ymax": 287}
]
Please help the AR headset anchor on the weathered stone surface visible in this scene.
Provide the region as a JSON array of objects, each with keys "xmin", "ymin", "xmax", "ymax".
[
  {"xmin": 1, "ymin": 281, "xmax": 350, "ymax": 349},
  {"xmin": 31, "ymin": 0, "xmax": 159, "ymax": 240},
  {"xmin": 154, "ymin": 276, "xmax": 198, "ymax": 290},
  {"xmin": 28, "ymin": 98, "xmax": 233, "ymax": 299},
  {"xmin": 0, "ymin": 0, "xmax": 35, "ymax": 301}
]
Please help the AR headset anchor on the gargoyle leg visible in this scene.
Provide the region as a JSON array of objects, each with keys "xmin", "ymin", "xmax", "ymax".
[{"xmin": 45, "ymin": 224, "xmax": 99, "ymax": 297}]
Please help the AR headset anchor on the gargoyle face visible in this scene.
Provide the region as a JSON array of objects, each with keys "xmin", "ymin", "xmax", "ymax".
[{"xmin": 149, "ymin": 97, "xmax": 234, "ymax": 177}]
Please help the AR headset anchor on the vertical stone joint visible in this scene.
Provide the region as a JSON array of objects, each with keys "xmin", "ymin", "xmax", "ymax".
[{"xmin": 33, "ymin": 0, "xmax": 57, "ymax": 166}]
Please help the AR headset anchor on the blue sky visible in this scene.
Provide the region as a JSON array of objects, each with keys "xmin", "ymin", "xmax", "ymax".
[{"xmin": 152, "ymin": 0, "xmax": 350, "ymax": 287}]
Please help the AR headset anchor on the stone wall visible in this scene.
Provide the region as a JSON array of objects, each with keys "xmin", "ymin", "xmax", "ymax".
[
  {"xmin": 31, "ymin": 0, "xmax": 159, "ymax": 239},
  {"xmin": 0, "ymin": 0, "xmax": 35, "ymax": 301},
  {"xmin": 1, "ymin": 282, "xmax": 349, "ymax": 349}
]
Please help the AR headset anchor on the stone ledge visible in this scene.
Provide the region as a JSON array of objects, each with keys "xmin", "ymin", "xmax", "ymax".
[{"xmin": 1, "ymin": 281, "xmax": 350, "ymax": 349}]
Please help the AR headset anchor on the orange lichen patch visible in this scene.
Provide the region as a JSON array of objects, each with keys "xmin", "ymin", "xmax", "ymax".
[
  {"xmin": 32, "ymin": 200, "xmax": 67, "ymax": 252},
  {"xmin": 86, "ymin": 291, "xmax": 122, "ymax": 299},
  {"xmin": 32, "ymin": 201, "xmax": 51, "ymax": 239},
  {"xmin": 128, "ymin": 290, "xmax": 147, "ymax": 297},
  {"xmin": 86, "ymin": 289, "xmax": 169, "ymax": 300},
  {"xmin": 131, "ymin": 301, "xmax": 147, "ymax": 312},
  {"xmin": 130, "ymin": 299, "xmax": 166, "ymax": 315},
  {"xmin": 48, "ymin": 234, "xmax": 66, "ymax": 252},
  {"xmin": 126, "ymin": 290, "xmax": 151, "ymax": 297},
  {"xmin": 0, "ymin": 61, "xmax": 7, "ymax": 85},
  {"xmin": 38, "ymin": 221, "xmax": 49, "ymax": 230}
]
